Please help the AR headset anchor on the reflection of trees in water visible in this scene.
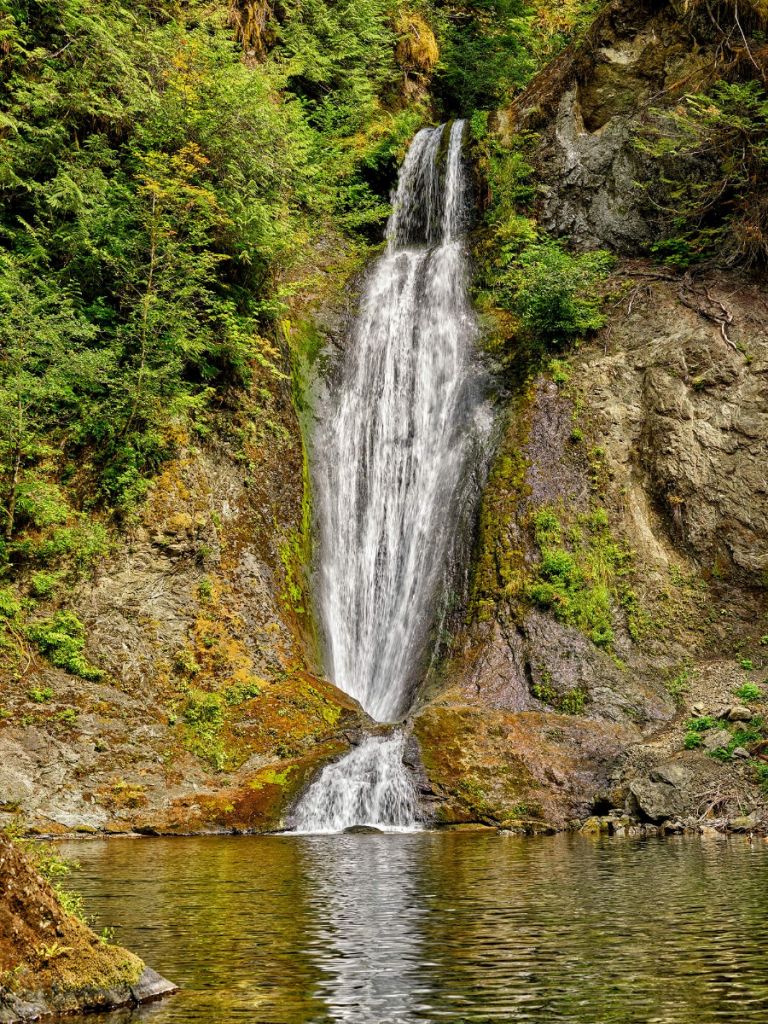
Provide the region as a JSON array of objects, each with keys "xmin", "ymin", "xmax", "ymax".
[
  {"xmin": 62, "ymin": 835, "xmax": 768, "ymax": 1024},
  {"xmin": 298, "ymin": 835, "xmax": 426, "ymax": 1023},
  {"xmin": 415, "ymin": 833, "xmax": 768, "ymax": 1022}
]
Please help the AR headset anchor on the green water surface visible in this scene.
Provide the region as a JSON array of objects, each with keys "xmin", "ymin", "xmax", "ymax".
[{"xmin": 56, "ymin": 832, "xmax": 768, "ymax": 1023}]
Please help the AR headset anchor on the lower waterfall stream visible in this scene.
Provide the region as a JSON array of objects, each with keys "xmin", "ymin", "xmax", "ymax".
[{"xmin": 292, "ymin": 119, "xmax": 489, "ymax": 832}]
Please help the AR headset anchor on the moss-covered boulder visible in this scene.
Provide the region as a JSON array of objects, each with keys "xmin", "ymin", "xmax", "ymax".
[{"xmin": 0, "ymin": 836, "xmax": 175, "ymax": 1022}]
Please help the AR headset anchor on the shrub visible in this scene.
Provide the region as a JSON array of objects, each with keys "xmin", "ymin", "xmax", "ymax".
[
  {"xmin": 735, "ymin": 682, "xmax": 762, "ymax": 703},
  {"xmin": 508, "ymin": 242, "xmax": 614, "ymax": 345},
  {"xmin": 27, "ymin": 612, "xmax": 104, "ymax": 681},
  {"xmin": 638, "ymin": 81, "xmax": 768, "ymax": 268},
  {"xmin": 29, "ymin": 571, "xmax": 61, "ymax": 601}
]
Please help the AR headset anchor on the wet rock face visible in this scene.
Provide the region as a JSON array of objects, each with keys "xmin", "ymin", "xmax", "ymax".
[
  {"xmin": 413, "ymin": 704, "xmax": 638, "ymax": 829},
  {"xmin": 417, "ymin": 278, "xmax": 768, "ymax": 828}
]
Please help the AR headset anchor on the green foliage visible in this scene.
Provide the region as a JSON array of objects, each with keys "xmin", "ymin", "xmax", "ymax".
[
  {"xmin": 710, "ymin": 717, "xmax": 767, "ymax": 762},
  {"xmin": 509, "ymin": 242, "xmax": 615, "ymax": 344},
  {"xmin": 0, "ymin": 0, "xmax": 432, "ymax": 602},
  {"xmin": 434, "ymin": 0, "xmax": 533, "ymax": 113},
  {"xmin": 27, "ymin": 611, "xmax": 104, "ymax": 680},
  {"xmin": 433, "ymin": 0, "xmax": 601, "ymax": 113},
  {"xmin": 664, "ymin": 664, "xmax": 692, "ymax": 705},
  {"xmin": 27, "ymin": 686, "xmax": 54, "ymax": 704},
  {"xmin": 29, "ymin": 571, "xmax": 61, "ymax": 601},
  {"xmin": 638, "ymin": 80, "xmax": 768, "ymax": 268},
  {"xmin": 736, "ymin": 682, "xmax": 762, "ymax": 702},
  {"xmin": 684, "ymin": 716, "xmax": 715, "ymax": 748},
  {"xmin": 472, "ymin": 129, "xmax": 613, "ymax": 369},
  {"xmin": 525, "ymin": 505, "xmax": 638, "ymax": 651}
]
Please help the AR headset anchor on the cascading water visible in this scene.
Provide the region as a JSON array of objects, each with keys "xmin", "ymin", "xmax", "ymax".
[{"xmin": 292, "ymin": 120, "xmax": 489, "ymax": 833}]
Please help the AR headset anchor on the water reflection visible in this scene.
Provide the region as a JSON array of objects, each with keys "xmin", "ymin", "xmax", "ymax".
[
  {"xmin": 299, "ymin": 836, "xmax": 426, "ymax": 1021},
  {"xmin": 56, "ymin": 833, "xmax": 768, "ymax": 1024}
]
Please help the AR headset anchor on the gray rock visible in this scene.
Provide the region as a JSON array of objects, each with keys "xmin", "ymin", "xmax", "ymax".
[
  {"xmin": 732, "ymin": 747, "xmax": 751, "ymax": 760},
  {"xmin": 731, "ymin": 814, "xmax": 758, "ymax": 832},
  {"xmin": 650, "ymin": 764, "xmax": 691, "ymax": 788},
  {"xmin": 727, "ymin": 706, "xmax": 753, "ymax": 722},
  {"xmin": 628, "ymin": 781, "xmax": 682, "ymax": 824},
  {"xmin": 130, "ymin": 966, "xmax": 178, "ymax": 1004},
  {"xmin": 702, "ymin": 729, "xmax": 732, "ymax": 753}
]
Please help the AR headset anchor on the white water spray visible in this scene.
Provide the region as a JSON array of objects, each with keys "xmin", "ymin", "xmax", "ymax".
[{"xmin": 292, "ymin": 121, "xmax": 487, "ymax": 832}]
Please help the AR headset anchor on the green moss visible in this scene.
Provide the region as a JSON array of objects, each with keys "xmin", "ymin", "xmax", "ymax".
[
  {"xmin": 469, "ymin": 418, "xmax": 531, "ymax": 622},
  {"xmin": 181, "ymin": 688, "xmax": 228, "ymax": 769},
  {"xmin": 525, "ymin": 504, "xmax": 640, "ymax": 652},
  {"xmin": 532, "ymin": 682, "xmax": 587, "ymax": 715},
  {"xmin": 249, "ymin": 765, "xmax": 296, "ymax": 790}
]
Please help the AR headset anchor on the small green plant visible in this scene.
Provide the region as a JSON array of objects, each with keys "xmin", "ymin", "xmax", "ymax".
[
  {"xmin": 549, "ymin": 358, "xmax": 571, "ymax": 386},
  {"xmin": 664, "ymin": 664, "xmax": 692, "ymax": 704},
  {"xmin": 735, "ymin": 682, "xmax": 762, "ymax": 703},
  {"xmin": 740, "ymin": 658, "xmax": 755, "ymax": 670},
  {"xmin": 29, "ymin": 571, "xmax": 61, "ymax": 601},
  {"xmin": 197, "ymin": 576, "xmax": 213, "ymax": 601},
  {"xmin": 28, "ymin": 686, "xmax": 54, "ymax": 704},
  {"xmin": 684, "ymin": 716, "xmax": 715, "ymax": 749},
  {"xmin": 27, "ymin": 611, "xmax": 104, "ymax": 681},
  {"xmin": 224, "ymin": 679, "xmax": 262, "ymax": 705},
  {"xmin": 173, "ymin": 648, "xmax": 202, "ymax": 676}
]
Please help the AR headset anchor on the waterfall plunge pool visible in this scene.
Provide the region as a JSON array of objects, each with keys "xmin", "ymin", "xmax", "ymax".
[{"xmin": 54, "ymin": 832, "xmax": 768, "ymax": 1024}]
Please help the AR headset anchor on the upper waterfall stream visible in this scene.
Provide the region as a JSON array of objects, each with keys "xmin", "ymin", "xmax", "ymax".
[{"xmin": 292, "ymin": 120, "xmax": 489, "ymax": 832}]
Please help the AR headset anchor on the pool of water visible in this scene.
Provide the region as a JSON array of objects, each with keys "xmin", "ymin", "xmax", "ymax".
[{"xmin": 56, "ymin": 832, "xmax": 768, "ymax": 1024}]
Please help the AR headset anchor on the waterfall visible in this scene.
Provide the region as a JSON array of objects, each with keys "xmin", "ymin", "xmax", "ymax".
[
  {"xmin": 292, "ymin": 734, "xmax": 418, "ymax": 834},
  {"xmin": 291, "ymin": 120, "xmax": 488, "ymax": 833}
]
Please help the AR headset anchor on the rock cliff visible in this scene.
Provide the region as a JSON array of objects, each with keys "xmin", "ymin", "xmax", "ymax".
[
  {"xmin": 414, "ymin": 0, "xmax": 768, "ymax": 833},
  {"xmin": 1, "ymin": 0, "xmax": 766, "ymax": 838}
]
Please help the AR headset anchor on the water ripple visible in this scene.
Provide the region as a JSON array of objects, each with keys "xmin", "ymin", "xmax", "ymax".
[{"xmin": 57, "ymin": 833, "xmax": 768, "ymax": 1024}]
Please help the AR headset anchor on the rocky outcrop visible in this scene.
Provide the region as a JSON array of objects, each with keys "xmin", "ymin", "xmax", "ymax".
[
  {"xmin": 413, "ymin": 0, "xmax": 768, "ymax": 830},
  {"xmin": 414, "ymin": 266, "xmax": 768, "ymax": 831},
  {"xmin": 0, "ymin": 836, "xmax": 175, "ymax": 1021},
  {"xmin": 503, "ymin": 0, "xmax": 737, "ymax": 253}
]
